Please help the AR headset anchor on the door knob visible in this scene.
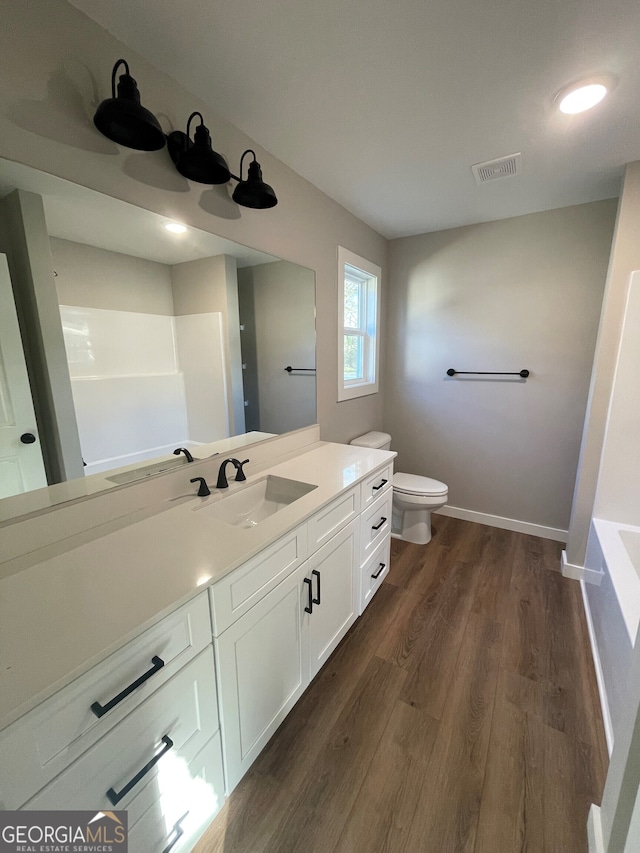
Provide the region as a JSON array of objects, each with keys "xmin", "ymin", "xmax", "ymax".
[{"xmin": 20, "ymin": 432, "xmax": 37, "ymax": 444}]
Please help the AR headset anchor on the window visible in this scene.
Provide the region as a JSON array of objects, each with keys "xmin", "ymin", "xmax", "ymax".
[{"xmin": 338, "ymin": 247, "xmax": 381, "ymax": 401}]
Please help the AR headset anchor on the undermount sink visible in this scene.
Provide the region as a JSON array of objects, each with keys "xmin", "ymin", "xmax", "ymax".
[{"xmin": 194, "ymin": 475, "xmax": 317, "ymax": 528}]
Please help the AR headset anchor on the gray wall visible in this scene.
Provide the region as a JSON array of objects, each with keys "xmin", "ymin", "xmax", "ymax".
[
  {"xmin": 51, "ymin": 238, "xmax": 174, "ymax": 314},
  {"xmin": 0, "ymin": 0, "xmax": 387, "ymax": 445},
  {"xmin": 384, "ymin": 199, "xmax": 617, "ymax": 532},
  {"xmin": 237, "ymin": 261, "xmax": 316, "ymax": 434}
]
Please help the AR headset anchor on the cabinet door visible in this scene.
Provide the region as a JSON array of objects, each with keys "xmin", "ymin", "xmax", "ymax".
[
  {"xmin": 307, "ymin": 519, "xmax": 358, "ymax": 681},
  {"xmin": 215, "ymin": 562, "xmax": 310, "ymax": 793}
]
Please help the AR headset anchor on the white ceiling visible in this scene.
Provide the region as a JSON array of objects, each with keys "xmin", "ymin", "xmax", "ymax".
[
  {"xmin": 68, "ymin": 0, "xmax": 640, "ymax": 238},
  {"xmin": 0, "ymin": 158, "xmax": 278, "ymax": 266}
]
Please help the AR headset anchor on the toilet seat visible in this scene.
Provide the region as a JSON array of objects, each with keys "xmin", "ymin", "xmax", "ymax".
[{"xmin": 393, "ymin": 472, "xmax": 448, "ymax": 497}]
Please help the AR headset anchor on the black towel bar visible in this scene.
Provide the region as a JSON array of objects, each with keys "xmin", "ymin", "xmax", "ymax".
[
  {"xmin": 446, "ymin": 368, "xmax": 530, "ymax": 378},
  {"xmin": 285, "ymin": 366, "xmax": 316, "ymax": 373}
]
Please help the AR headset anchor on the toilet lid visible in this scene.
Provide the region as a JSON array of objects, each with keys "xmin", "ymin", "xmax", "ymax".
[{"xmin": 393, "ymin": 472, "xmax": 448, "ymax": 496}]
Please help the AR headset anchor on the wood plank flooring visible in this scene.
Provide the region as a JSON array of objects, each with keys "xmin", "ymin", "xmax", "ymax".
[{"xmin": 195, "ymin": 516, "xmax": 608, "ymax": 853}]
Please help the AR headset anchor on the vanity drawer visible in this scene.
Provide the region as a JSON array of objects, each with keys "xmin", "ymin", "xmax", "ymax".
[
  {"xmin": 127, "ymin": 732, "xmax": 225, "ymax": 853},
  {"xmin": 0, "ymin": 592, "xmax": 211, "ymax": 810},
  {"xmin": 210, "ymin": 524, "xmax": 308, "ymax": 636},
  {"xmin": 360, "ymin": 490, "xmax": 393, "ymax": 565},
  {"xmin": 360, "ymin": 535, "xmax": 391, "ymax": 614},
  {"xmin": 24, "ymin": 647, "xmax": 219, "ymax": 813},
  {"xmin": 360, "ymin": 463, "xmax": 393, "ymax": 509},
  {"xmin": 307, "ymin": 486, "xmax": 360, "ymax": 553}
]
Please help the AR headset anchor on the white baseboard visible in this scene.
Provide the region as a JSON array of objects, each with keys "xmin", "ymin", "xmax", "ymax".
[
  {"xmin": 581, "ymin": 580, "xmax": 614, "ymax": 756},
  {"xmin": 561, "ymin": 550, "xmax": 604, "ymax": 585},
  {"xmin": 588, "ymin": 805, "xmax": 605, "ymax": 853},
  {"xmin": 435, "ymin": 505, "xmax": 567, "ymax": 542}
]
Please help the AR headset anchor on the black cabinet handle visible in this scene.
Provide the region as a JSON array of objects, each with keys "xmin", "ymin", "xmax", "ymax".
[
  {"xmin": 372, "ymin": 517, "xmax": 387, "ymax": 531},
  {"xmin": 106, "ymin": 735, "xmax": 173, "ymax": 805},
  {"xmin": 20, "ymin": 433, "xmax": 37, "ymax": 444},
  {"xmin": 91, "ymin": 656, "xmax": 165, "ymax": 718},
  {"xmin": 312, "ymin": 569, "xmax": 321, "ymax": 605},
  {"xmin": 371, "ymin": 562, "xmax": 386, "ymax": 579},
  {"xmin": 303, "ymin": 577, "xmax": 313, "ymax": 614},
  {"xmin": 372, "ymin": 478, "xmax": 388, "ymax": 491},
  {"xmin": 162, "ymin": 813, "xmax": 189, "ymax": 853}
]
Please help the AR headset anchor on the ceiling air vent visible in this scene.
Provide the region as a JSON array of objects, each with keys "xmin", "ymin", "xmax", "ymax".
[{"xmin": 472, "ymin": 153, "xmax": 522, "ymax": 185}]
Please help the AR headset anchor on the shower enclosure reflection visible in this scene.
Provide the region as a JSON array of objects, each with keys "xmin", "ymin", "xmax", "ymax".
[{"xmin": 52, "ymin": 238, "xmax": 316, "ymax": 477}]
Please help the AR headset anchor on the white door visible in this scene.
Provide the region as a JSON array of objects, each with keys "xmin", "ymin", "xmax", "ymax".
[
  {"xmin": 307, "ymin": 520, "xmax": 359, "ymax": 680},
  {"xmin": 0, "ymin": 254, "xmax": 47, "ymax": 498},
  {"xmin": 215, "ymin": 561, "xmax": 310, "ymax": 792}
]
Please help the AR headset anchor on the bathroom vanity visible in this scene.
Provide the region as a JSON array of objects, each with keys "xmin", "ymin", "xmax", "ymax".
[{"xmin": 0, "ymin": 427, "xmax": 394, "ymax": 852}]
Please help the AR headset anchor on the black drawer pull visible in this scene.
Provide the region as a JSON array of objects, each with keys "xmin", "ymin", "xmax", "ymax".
[
  {"xmin": 162, "ymin": 812, "xmax": 189, "ymax": 853},
  {"xmin": 91, "ymin": 655, "xmax": 165, "ymax": 718},
  {"xmin": 372, "ymin": 478, "xmax": 388, "ymax": 491},
  {"xmin": 372, "ymin": 517, "xmax": 387, "ymax": 531},
  {"xmin": 312, "ymin": 569, "xmax": 321, "ymax": 605},
  {"xmin": 304, "ymin": 577, "xmax": 313, "ymax": 614},
  {"xmin": 106, "ymin": 735, "xmax": 173, "ymax": 805},
  {"xmin": 371, "ymin": 562, "xmax": 386, "ymax": 579}
]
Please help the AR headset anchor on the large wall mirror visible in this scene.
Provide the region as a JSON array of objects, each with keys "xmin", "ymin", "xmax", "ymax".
[{"xmin": 0, "ymin": 158, "xmax": 316, "ymax": 510}]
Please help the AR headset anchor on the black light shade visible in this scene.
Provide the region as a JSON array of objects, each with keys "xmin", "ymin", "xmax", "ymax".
[
  {"xmin": 93, "ymin": 59, "xmax": 165, "ymax": 151},
  {"xmin": 232, "ymin": 150, "xmax": 278, "ymax": 209},
  {"xmin": 169, "ymin": 112, "xmax": 230, "ymax": 184}
]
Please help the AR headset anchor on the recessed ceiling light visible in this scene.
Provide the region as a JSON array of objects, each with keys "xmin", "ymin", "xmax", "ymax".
[
  {"xmin": 557, "ymin": 79, "xmax": 610, "ymax": 114},
  {"xmin": 164, "ymin": 222, "xmax": 187, "ymax": 234}
]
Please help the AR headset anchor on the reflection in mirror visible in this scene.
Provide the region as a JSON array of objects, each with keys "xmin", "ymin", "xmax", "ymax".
[{"xmin": 0, "ymin": 158, "xmax": 316, "ymax": 504}]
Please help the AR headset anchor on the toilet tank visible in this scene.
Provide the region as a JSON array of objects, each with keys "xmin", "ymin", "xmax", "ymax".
[{"xmin": 350, "ymin": 431, "xmax": 392, "ymax": 451}]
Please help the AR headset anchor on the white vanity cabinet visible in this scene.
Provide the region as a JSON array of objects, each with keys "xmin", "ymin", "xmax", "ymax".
[
  {"xmin": 0, "ymin": 444, "xmax": 394, "ymax": 851},
  {"xmin": 213, "ymin": 480, "xmax": 382, "ymax": 794},
  {"xmin": 214, "ymin": 517, "xmax": 359, "ymax": 792},
  {"xmin": 0, "ymin": 592, "xmax": 225, "ymax": 853},
  {"xmin": 214, "ymin": 560, "xmax": 311, "ymax": 791},
  {"xmin": 358, "ymin": 483, "xmax": 393, "ymax": 614},
  {"xmin": 212, "ymin": 490, "xmax": 361, "ymax": 793}
]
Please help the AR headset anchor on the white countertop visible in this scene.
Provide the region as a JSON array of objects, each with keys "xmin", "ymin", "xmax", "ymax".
[{"xmin": 0, "ymin": 441, "xmax": 394, "ymax": 730}]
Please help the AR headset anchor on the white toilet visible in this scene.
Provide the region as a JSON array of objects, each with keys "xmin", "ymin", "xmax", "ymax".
[{"xmin": 350, "ymin": 432, "xmax": 448, "ymax": 545}]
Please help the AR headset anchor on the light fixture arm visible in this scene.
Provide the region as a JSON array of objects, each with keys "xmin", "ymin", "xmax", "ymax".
[
  {"xmin": 186, "ymin": 111, "xmax": 204, "ymax": 141},
  {"xmin": 238, "ymin": 149, "xmax": 257, "ymax": 182},
  {"xmin": 110, "ymin": 59, "xmax": 130, "ymax": 98}
]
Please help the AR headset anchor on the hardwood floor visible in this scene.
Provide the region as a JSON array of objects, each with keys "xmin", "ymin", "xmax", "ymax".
[{"xmin": 195, "ymin": 517, "xmax": 608, "ymax": 853}]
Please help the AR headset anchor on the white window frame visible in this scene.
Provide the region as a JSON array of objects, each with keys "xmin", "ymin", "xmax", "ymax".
[{"xmin": 337, "ymin": 247, "xmax": 381, "ymax": 401}]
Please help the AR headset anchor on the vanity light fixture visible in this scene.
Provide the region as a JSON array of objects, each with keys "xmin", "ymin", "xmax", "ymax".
[
  {"xmin": 232, "ymin": 149, "xmax": 278, "ymax": 209},
  {"xmin": 166, "ymin": 111, "xmax": 231, "ymax": 184},
  {"xmin": 94, "ymin": 59, "xmax": 279, "ymax": 209},
  {"xmin": 164, "ymin": 222, "xmax": 187, "ymax": 234},
  {"xmin": 557, "ymin": 78, "xmax": 610, "ymax": 114},
  {"xmin": 93, "ymin": 59, "xmax": 165, "ymax": 151}
]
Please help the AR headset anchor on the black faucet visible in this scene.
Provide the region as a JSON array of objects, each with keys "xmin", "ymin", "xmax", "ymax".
[
  {"xmin": 216, "ymin": 458, "xmax": 250, "ymax": 489},
  {"xmin": 190, "ymin": 476, "xmax": 211, "ymax": 497},
  {"xmin": 174, "ymin": 447, "xmax": 194, "ymax": 463}
]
